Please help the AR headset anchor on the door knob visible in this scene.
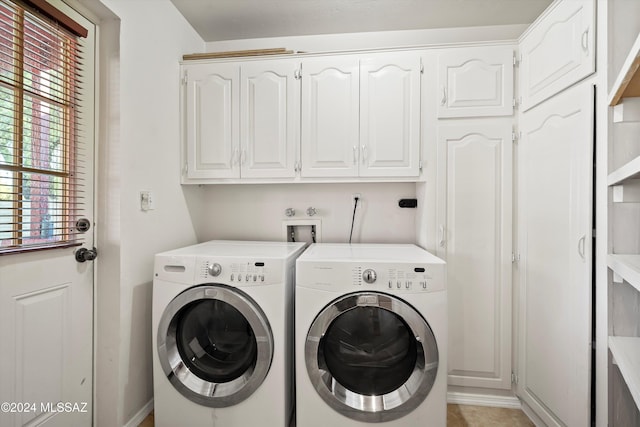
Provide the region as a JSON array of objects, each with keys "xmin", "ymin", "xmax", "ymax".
[{"xmin": 75, "ymin": 247, "xmax": 98, "ymax": 263}]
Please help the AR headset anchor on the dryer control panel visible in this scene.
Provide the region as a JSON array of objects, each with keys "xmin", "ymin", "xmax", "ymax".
[
  {"xmin": 297, "ymin": 261, "xmax": 445, "ymax": 293},
  {"xmin": 351, "ymin": 264, "xmax": 445, "ymax": 293}
]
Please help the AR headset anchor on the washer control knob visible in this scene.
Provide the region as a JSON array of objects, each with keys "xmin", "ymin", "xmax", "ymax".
[
  {"xmin": 207, "ymin": 263, "xmax": 222, "ymax": 277},
  {"xmin": 362, "ymin": 269, "xmax": 377, "ymax": 284}
]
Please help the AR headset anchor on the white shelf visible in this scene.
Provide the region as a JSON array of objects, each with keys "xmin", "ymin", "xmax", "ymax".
[
  {"xmin": 608, "ymin": 155, "xmax": 640, "ymax": 186},
  {"xmin": 609, "ymin": 336, "xmax": 640, "ymax": 410},
  {"xmin": 609, "ymin": 31, "xmax": 640, "ymax": 106},
  {"xmin": 608, "ymin": 254, "xmax": 640, "ymax": 292}
]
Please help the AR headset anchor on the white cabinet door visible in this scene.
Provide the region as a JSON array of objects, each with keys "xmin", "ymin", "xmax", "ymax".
[
  {"xmin": 436, "ymin": 120, "xmax": 513, "ymax": 390},
  {"xmin": 518, "ymin": 83, "xmax": 593, "ymax": 426},
  {"xmin": 301, "ymin": 57, "xmax": 359, "ymax": 178},
  {"xmin": 241, "ymin": 61, "xmax": 299, "ymax": 179},
  {"xmin": 437, "ymin": 46, "xmax": 514, "ymax": 118},
  {"xmin": 183, "ymin": 63, "xmax": 240, "ymax": 180},
  {"xmin": 360, "ymin": 53, "xmax": 421, "ymax": 177},
  {"xmin": 519, "ymin": 0, "xmax": 595, "ymax": 111}
]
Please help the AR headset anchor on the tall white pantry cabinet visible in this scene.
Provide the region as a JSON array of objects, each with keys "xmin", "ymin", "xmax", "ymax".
[
  {"xmin": 428, "ymin": 44, "xmax": 514, "ymax": 393},
  {"xmin": 179, "ymin": 0, "xmax": 602, "ymax": 424}
]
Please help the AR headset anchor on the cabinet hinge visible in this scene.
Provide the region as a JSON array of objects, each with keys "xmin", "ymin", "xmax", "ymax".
[
  {"xmin": 511, "ymin": 131, "xmax": 520, "ymax": 143},
  {"xmin": 511, "ymin": 372, "xmax": 519, "ymax": 385},
  {"xmin": 294, "ymin": 161, "xmax": 301, "ymax": 173},
  {"xmin": 511, "ymin": 252, "xmax": 520, "ymax": 263},
  {"xmin": 420, "ymin": 60, "xmax": 424, "ymax": 74},
  {"xmin": 182, "ymin": 71, "xmax": 188, "ymax": 85},
  {"xmin": 513, "ymin": 53, "xmax": 522, "ymax": 67},
  {"xmin": 512, "ymin": 98, "xmax": 517, "ymax": 108}
]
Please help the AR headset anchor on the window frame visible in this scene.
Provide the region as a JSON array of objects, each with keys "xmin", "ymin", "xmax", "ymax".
[{"xmin": 0, "ymin": 0, "xmax": 86, "ymax": 254}]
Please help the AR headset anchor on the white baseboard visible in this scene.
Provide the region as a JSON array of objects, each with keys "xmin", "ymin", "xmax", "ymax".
[
  {"xmin": 123, "ymin": 398, "xmax": 153, "ymax": 427},
  {"xmin": 520, "ymin": 399, "xmax": 547, "ymax": 427},
  {"xmin": 447, "ymin": 391, "xmax": 522, "ymax": 409}
]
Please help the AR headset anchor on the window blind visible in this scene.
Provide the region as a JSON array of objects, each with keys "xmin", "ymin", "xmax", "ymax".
[{"xmin": 0, "ymin": 0, "xmax": 86, "ymax": 254}]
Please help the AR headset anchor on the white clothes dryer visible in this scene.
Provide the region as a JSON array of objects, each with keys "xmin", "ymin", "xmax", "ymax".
[
  {"xmin": 152, "ymin": 240, "xmax": 306, "ymax": 427},
  {"xmin": 295, "ymin": 243, "xmax": 447, "ymax": 426}
]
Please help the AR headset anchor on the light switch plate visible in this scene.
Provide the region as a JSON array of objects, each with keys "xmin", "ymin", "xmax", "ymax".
[{"xmin": 140, "ymin": 191, "xmax": 155, "ymax": 211}]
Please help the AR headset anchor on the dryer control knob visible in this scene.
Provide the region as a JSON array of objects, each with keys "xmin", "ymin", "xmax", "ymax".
[
  {"xmin": 362, "ymin": 269, "xmax": 377, "ymax": 284},
  {"xmin": 207, "ymin": 263, "xmax": 222, "ymax": 277}
]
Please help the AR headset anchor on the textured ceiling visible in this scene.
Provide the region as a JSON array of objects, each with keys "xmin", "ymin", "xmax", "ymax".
[{"xmin": 169, "ymin": 0, "xmax": 553, "ymax": 42}]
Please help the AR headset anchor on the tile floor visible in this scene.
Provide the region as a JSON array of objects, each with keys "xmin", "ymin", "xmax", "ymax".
[
  {"xmin": 139, "ymin": 404, "xmax": 534, "ymax": 426},
  {"xmin": 447, "ymin": 404, "xmax": 534, "ymax": 426}
]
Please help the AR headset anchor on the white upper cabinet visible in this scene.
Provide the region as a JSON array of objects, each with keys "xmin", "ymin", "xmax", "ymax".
[
  {"xmin": 182, "ymin": 60, "xmax": 299, "ymax": 182},
  {"xmin": 519, "ymin": 0, "xmax": 595, "ymax": 111},
  {"xmin": 300, "ymin": 53, "xmax": 422, "ymax": 178},
  {"xmin": 300, "ymin": 57, "xmax": 360, "ymax": 178},
  {"xmin": 183, "ymin": 63, "xmax": 240, "ymax": 180},
  {"xmin": 240, "ymin": 60, "xmax": 299, "ymax": 179},
  {"xmin": 360, "ymin": 53, "xmax": 421, "ymax": 177},
  {"xmin": 437, "ymin": 46, "xmax": 514, "ymax": 118}
]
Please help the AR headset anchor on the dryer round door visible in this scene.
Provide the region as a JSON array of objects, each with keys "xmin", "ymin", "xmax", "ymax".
[
  {"xmin": 157, "ymin": 284, "xmax": 273, "ymax": 407},
  {"xmin": 305, "ymin": 292, "xmax": 438, "ymax": 423}
]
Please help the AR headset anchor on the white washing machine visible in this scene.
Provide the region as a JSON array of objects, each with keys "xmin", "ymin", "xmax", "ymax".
[
  {"xmin": 295, "ymin": 243, "xmax": 447, "ymax": 426},
  {"xmin": 152, "ymin": 240, "xmax": 306, "ymax": 427}
]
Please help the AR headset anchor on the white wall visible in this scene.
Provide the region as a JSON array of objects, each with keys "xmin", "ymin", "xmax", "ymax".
[
  {"xmin": 194, "ymin": 183, "xmax": 417, "ymax": 244},
  {"xmin": 205, "ymin": 24, "xmax": 528, "ymax": 53},
  {"xmin": 84, "ymin": 0, "xmax": 206, "ymax": 425}
]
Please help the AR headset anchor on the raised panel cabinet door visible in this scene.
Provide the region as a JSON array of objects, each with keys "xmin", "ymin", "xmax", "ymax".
[
  {"xmin": 437, "ymin": 46, "xmax": 514, "ymax": 118},
  {"xmin": 359, "ymin": 53, "xmax": 421, "ymax": 177},
  {"xmin": 183, "ymin": 63, "xmax": 240, "ymax": 180},
  {"xmin": 301, "ymin": 57, "xmax": 359, "ymax": 178},
  {"xmin": 436, "ymin": 120, "xmax": 513, "ymax": 390},
  {"xmin": 240, "ymin": 60, "xmax": 299, "ymax": 179},
  {"xmin": 518, "ymin": 83, "xmax": 593, "ymax": 427},
  {"xmin": 519, "ymin": 0, "xmax": 595, "ymax": 111}
]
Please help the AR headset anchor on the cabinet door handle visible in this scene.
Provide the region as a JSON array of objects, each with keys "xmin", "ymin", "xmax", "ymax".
[
  {"xmin": 353, "ymin": 146, "xmax": 358, "ymax": 164},
  {"xmin": 231, "ymin": 147, "xmax": 239, "ymax": 165},
  {"xmin": 361, "ymin": 145, "xmax": 367, "ymax": 164},
  {"xmin": 241, "ymin": 148, "xmax": 246, "ymax": 165},
  {"xmin": 441, "ymin": 86, "xmax": 447, "ymax": 106},
  {"xmin": 578, "ymin": 235, "xmax": 586, "ymax": 260},
  {"xmin": 438, "ymin": 225, "xmax": 445, "ymax": 248},
  {"xmin": 581, "ymin": 28, "xmax": 589, "ymax": 52}
]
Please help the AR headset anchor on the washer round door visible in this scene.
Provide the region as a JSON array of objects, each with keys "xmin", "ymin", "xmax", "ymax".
[
  {"xmin": 305, "ymin": 292, "xmax": 438, "ymax": 423},
  {"xmin": 157, "ymin": 285, "xmax": 273, "ymax": 407}
]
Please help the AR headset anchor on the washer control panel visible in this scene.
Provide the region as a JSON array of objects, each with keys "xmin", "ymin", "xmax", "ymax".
[{"xmin": 197, "ymin": 257, "xmax": 283, "ymax": 286}]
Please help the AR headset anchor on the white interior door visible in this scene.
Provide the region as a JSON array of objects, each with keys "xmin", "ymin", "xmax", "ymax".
[
  {"xmin": 517, "ymin": 83, "xmax": 593, "ymax": 426},
  {"xmin": 436, "ymin": 119, "xmax": 513, "ymax": 390},
  {"xmin": 0, "ymin": 2, "xmax": 95, "ymax": 426}
]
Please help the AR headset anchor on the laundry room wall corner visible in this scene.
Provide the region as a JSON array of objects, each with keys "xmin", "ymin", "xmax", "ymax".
[{"xmin": 91, "ymin": 0, "xmax": 205, "ymax": 425}]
